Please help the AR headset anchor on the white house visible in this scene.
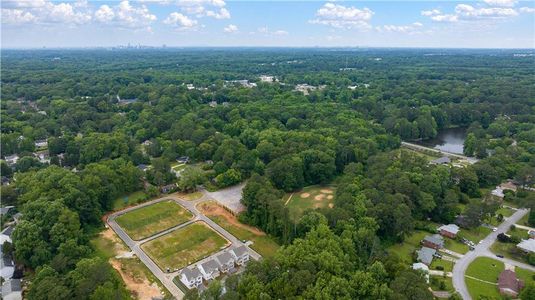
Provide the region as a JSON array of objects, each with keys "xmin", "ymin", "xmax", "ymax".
[
  {"xmin": 198, "ymin": 259, "xmax": 220, "ymax": 280},
  {"xmin": 1, "ymin": 279, "xmax": 22, "ymax": 300},
  {"xmin": 0, "ymin": 226, "xmax": 14, "ymax": 245},
  {"xmin": 4, "ymin": 155, "xmax": 19, "ymax": 166},
  {"xmin": 216, "ymin": 252, "xmax": 235, "ymax": 273},
  {"xmin": 179, "ymin": 267, "xmax": 203, "ymax": 289},
  {"xmin": 517, "ymin": 239, "xmax": 535, "ymax": 253},
  {"xmin": 229, "ymin": 245, "xmax": 250, "ymax": 266},
  {"xmin": 412, "ymin": 262, "xmax": 430, "ymax": 283},
  {"xmin": 34, "ymin": 139, "xmax": 48, "ymax": 148}
]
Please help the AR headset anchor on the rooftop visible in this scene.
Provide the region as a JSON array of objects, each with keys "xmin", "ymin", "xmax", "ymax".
[
  {"xmin": 498, "ymin": 270, "xmax": 523, "ymax": 292},
  {"xmin": 216, "ymin": 252, "xmax": 234, "ymax": 264},
  {"xmin": 430, "ymin": 156, "xmax": 451, "ymax": 164},
  {"xmin": 231, "ymin": 245, "xmax": 248, "ymax": 258},
  {"xmin": 201, "ymin": 259, "xmax": 220, "ymax": 273},
  {"xmin": 181, "ymin": 267, "xmax": 202, "ymax": 280},
  {"xmin": 416, "ymin": 247, "xmax": 436, "ymax": 265},
  {"xmin": 517, "ymin": 239, "xmax": 535, "ymax": 253},
  {"xmin": 438, "ymin": 224, "xmax": 460, "ymax": 235},
  {"xmin": 423, "ymin": 234, "xmax": 444, "ymax": 247}
]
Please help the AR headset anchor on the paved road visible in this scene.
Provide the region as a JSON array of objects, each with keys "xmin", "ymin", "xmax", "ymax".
[
  {"xmin": 452, "ymin": 208, "xmax": 529, "ymax": 300},
  {"xmin": 401, "ymin": 141, "xmax": 479, "ymax": 164},
  {"xmin": 107, "ymin": 191, "xmax": 261, "ymax": 299}
]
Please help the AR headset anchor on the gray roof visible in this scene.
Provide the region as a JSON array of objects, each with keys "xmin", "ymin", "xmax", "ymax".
[
  {"xmin": 0, "ymin": 206, "xmax": 14, "ymax": 216},
  {"xmin": 180, "ymin": 267, "xmax": 202, "ymax": 280},
  {"xmin": 2, "ymin": 279, "xmax": 22, "ymax": 294},
  {"xmin": 2, "ymin": 226, "xmax": 14, "ymax": 237},
  {"xmin": 417, "ymin": 247, "xmax": 436, "ymax": 265},
  {"xmin": 216, "ymin": 252, "xmax": 234, "ymax": 264},
  {"xmin": 518, "ymin": 239, "xmax": 535, "ymax": 253},
  {"xmin": 201, "ymin": 259, "xmax": 220, "ymax": 273},
  {"xmin": 231, "ymin": 245, "xmax": 248, "ymax": 258},
  {"xmin": 3, "ymin": 257, "xmax": 14, "ymax": 267},
  {"xmin": 431, "ymin": 157, "xmax": 451, "ymax": 164},
  {"xmin": 438, "ymin": 224, "xmax": 460, "ymax": 235},
  {"xmin": 424, "ymin": 234, "xmax": 444, "ymax": 247}
]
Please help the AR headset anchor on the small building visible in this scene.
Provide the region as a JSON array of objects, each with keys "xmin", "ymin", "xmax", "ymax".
[
  {"xmin": 186, "ymin": 84, "xmax": 195, "ymax": 90},
  {"xmin": 430, "ymin": 156, "xmax": 451, "ymax": 165},
  {"xmin": 517, "ymin": 239, "xmax": 535, "ymax": 253},
  {"xmin": 160, "ymin": 183, "xmax": 177, "ymax": 194},
  {"xmin": 1, "ymin": 177, "xmax": 10, "ymax": 186},
  {"xmin": 198, "ymin": 259, "xmax": 221, "ymax": 280},
  {"xmin": 416, "ymin": 247, "xmax": 436, "ymax": 266},
  {"xmin": 498, "ymin": 270, "xmax": 524, "ymax": 297},
  {"xmin": 0, "ymin": 226, "xmax": 14, "ymax": 245},
  {"xmin": 4, "ymin": 155, "xmax": 19, "ymax": 167},
  {"xmin": 1, "ymin": 254, "xmax": 15, "ymax": 280},
  {"xmin": 491, "ymin": 187, "xmax": 505, "ymax": 198},
  {"xmin": 176, "ymin": 156, "xmax": 190, "ymax": 164},
  {"xmin": 259, "ymin": 75, "xmax": 277, "ymax": 83},
  {"xmin": 529, "ymin": 230, "xmax": 535, "ymax": 239},
  {"xmin": 216, "ymin": 252, "xmax": 235, "ymax": 273},
  {"xmin": 1, "ymin": 279, "xmax": 22, "ymax": 300},
  {"xmin": 209, "ymin": 101, "xmax": 218, "ymax": 108},
  {"xmin": 33, "ymin": 151, "xmax": 50, "ymax": 164},
  {"xmin": 137, "ymin": 164, "xmax": 149, "ymax": 172},
  {"xmin": 229, "ymin": 245, "xmax": 250, "ymax": 265},
  {"xmin": 412, "ymin": 262, "xmax": 430, "ymax": 283},
  {"xmin": 179, "ymin": 267, "xmax": 203, "ymax": 289},
  {"xmin": 34, "ymin": 139, "xmax": 48, "ymax": 148},
  {"xmin": 0, "ymin": 206, "xmax": 14, "ymax": 216},
  {"xmin": 422, "ymin": 234, "xmax": 444, "ymax": 250},
  {"xmin": 438, "ymin": 224, "xmax": 460, "ymax": 238}
]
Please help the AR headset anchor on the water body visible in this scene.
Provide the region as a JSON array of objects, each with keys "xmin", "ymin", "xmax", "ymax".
[{"xmin": 417, "ymin": 127, "xmax": 467, "ymax": 155}]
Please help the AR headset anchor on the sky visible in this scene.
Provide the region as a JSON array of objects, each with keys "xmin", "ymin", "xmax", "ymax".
[{"xmin": 1, "ymin": 0, "xmax": 534, "ymax": 48}]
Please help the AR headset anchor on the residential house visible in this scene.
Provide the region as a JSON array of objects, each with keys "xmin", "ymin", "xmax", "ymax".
[
  {"xmin": 209, "ymin": 101, "xmax": 218, "ymax": 108},
  {"xmin": 422, "ymin": 234, "xmax": 444, "ymax": 250},
  {"xmin": 229, "ymin": 245, "xmax": 250, "ymax": 265},
  {"xmin": 186, "ymin": 84, "xmax": 195, "ymax": 90},
  {"xmin": 491, "ymin": 187, "xmax": 505, "ymax": 198},
  {"xmin": 498, "ymin": 270, "xmax": 524, "ymax": 297},
  {"xmin": 416, "ymin": 247, "xmax": 437, "ymax": 266},
  {"xmin": 137, "ymin": 164, "xmax": 149, "ymax": 172},
  {"xmin": 179, "ymin": 267, "xmax": 203, "ymax": 289},
  {"xmin": 412, "ymin": 262, "xmax": 430, "ymax": 283},
  {"xmin": 0, "ymin": 206, "xmax": 14, "ymax": 216},
  {"xmin": 33, "ymin": 151, "xmax": 50, "ymax": 164},
  {"xmin": 438, "ymin": 224, "xmax": 460, "ymax": 238},
  {"xmin": 517, "ymin": 239, "xmax": 535, "ymax": 254},
  {"xmin": 430, "ymin": 156, "xmax": 451, "ymax": 165},
  {"xmin": 259, "ymin": 75, "xmax": 277, "ymax": 83},
  {"xmin": 1, "ymin": 177, "xmax": 10, "ymax": 186},
  {"xmin": 1, "ymin": 251, "xmax": 14, "ymax": 280},
  {"xmin": 34, "ymin": 139, "xmax": 48, "ymax": 148},
  {"xmin": 216, "ymin": 252, "xmax": 235, "ymax": 273},
  {"xmin": 4, "ymin": 155, "xmax": 19, "ymax": 167},
  {"xmin": 0, "ymin": 226, "xmax": 14, "ymax": 245},
  {"xmin": 1, "ymin": 279, "xmax": 22, "ymax": 300},
  {"xmin": 176, "ymin": 156, "xmax": 190, "ymax": 164},
  {"xmin": 198, "ymin": 259, "xmax": 220, "ymax": 280},
  {"xmin": 160, "ymin": 183, "xmax": 177, "ymax": 194}
]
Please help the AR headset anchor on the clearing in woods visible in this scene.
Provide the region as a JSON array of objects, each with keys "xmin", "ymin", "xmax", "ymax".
[
  {"xmin": 115, "ymin": 200, "xmax": 193, "ymax": 240},
  {"xmin": 283, "ymin": 185, "xmax": 336, "ymax": 220}
]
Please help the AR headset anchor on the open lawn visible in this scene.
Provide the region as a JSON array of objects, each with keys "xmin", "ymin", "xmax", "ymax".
[
  {"xmin": 430, "ymin": 259, "xmax": 454, "ymax": 272},
  {"xmin": 430, "ymin": 276, "xmax": 454, "ymax": 293},
  {"xmin": 465, "ymin": 257, "xmax": 504, "ymax": 299},
  {"xmin": 116, "ymin": 200, "xmax": 193, "ymax": 240},
  {"xmin": 198, "ymin": 201, "xmax": 280, "ymax": 257},
  {"xmin": 459, "ymin": 226, "xmax": 492, "ymax": 243},
  {"xmin": 496, "ymin": 207, "xmax": 514, "ymax": 218},
  {"xmin": 178, "ymin": 191, "xmax": 203, "ymax": 201},
  {"xmin": 113, "ymin": 191, "xmax": 149, "ymax": 210},
  {"xmin": 444, "ymin": 238, "xmax": 469, "ymax": 254},
  {"xmin": 516, "ymin": 267, "xmax": 535, "ymax": 285},
  {"xmin": 284, "ymin": 185, "xmax": 336, "ymax": 220},
  {"xmin": 490, "ymin": 241, "xmax": 530, "ymax": 264},
  {"xmin": 141, "ymin": 222, "xmax": 229, "ymax": 270},
  {"xmin": 388, "ymin": 230, "xmax": 428, "ymax": 263}
]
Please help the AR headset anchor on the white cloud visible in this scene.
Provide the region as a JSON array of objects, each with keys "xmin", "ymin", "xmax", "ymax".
[
  {"xmin": 483, "ymin": 0, "xmax": 517, "ymax": 7},
  {"xmin": 95, "ymin": 1, "xmax": 157, "ymax": 28},
  {"xmin": 455, "ymin": 4, "xmax": 518, "ymax": 18},
  {"xmin": 376, "ymin": 22, "xmax": 423, "ymax": 33},
  {"xmin": 173, "ymin": 0, "xmax": 230, "ymax": 19},
  {"xmin": 310, "ymin": 2, "xmax": 374, "ymax": 30},
  {"xmin": 164, "ymin": 12, "xmax": 198, "ymax": 29},
  {"xmin": 206, "ymin": 7, "xmax": 230, "ymax": 19},
  {"xmin": 519, "ymin": 7, "xmax": 535, "ymax": 13},
  {"xmin": 1, "ymin": 0, "xmax": 91, "ymax": 25},
  {"xmin": 431, "ymin": 14, "xmax": 459, "ymax": 22},
  {"xmin": 421, "ymin": 9, "xmax": 441, "ymax": 16},
  {"xmin": 273, "ymin": 30, "xmax": 289, "ymax": 36},
  {"xmin": 223, "ymin": 24, "xmax": 238, "ymax": 33}
]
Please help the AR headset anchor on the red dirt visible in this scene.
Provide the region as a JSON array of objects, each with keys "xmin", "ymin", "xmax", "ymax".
[{"xmin": 198, "ymin": 202, "xmax": 265, "ymax": 236}]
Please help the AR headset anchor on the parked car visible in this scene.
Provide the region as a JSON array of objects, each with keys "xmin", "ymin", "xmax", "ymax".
[{"xmin": 496, "ymin": 254, "xmax": 504, "ymax": 258}]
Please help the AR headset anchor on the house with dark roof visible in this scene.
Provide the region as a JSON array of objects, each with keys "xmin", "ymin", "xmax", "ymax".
[
  {"xmin": 416, "ymin": 247, "xmax": 437, "ymax": 265},
  {"xmin": 179, "ymin": 267, "xmax": 203, "ymax": 289},
  {"xmin": 160, "ymin": 183, "xmax": 177, "ymax": 194},
  {"xmin": 422, "ymin": 234, "xmax": 444, "ymax": 250},
  {"xmin": 1, "ymin": 278, "xmax": 22, "ymax": 300},
  {"xmin": 198, "ymin": 259, "xmax": 220, "ymax": 280},
  {"xmin": 498, "ymin": 270, "xmax": 524, "ymax": 297},
  {"xmin": 216, "ymin": 252, "xmax": 235, "ymax": 273},
  {"xmin": 0, "ymin": 226, "xmax": 14, "ymax": 245},
  {"xmin": 438, "ymin": 224, "xmax": 460, "ymax": 238},
  {"xmin": 229, "ymin": 245, "xmax": 250, "ymax": 265},
  {"xmin": 1, "ymin": 252, "xmax": 14, "ymax": 280}
]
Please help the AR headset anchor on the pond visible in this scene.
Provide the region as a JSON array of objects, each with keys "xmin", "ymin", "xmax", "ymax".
[{"xmin": 416, "ymin": 127, "xmax": 467, "ymax": 155}]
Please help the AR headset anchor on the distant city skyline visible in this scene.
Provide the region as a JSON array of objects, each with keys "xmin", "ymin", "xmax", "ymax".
[{"xmin": 2, "ymin": 0, "xmax": 534, "ymax": 48}]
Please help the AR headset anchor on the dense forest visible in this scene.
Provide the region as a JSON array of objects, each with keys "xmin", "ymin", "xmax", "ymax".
[{"xmin": 1, "ymin": 48, "xmax": 534, "ymax": 299}]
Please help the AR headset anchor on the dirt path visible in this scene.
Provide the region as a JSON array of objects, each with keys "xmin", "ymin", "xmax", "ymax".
[
  {"xmin": 198, "ymin": 202, "xmax": 265, "ymax": 236},
  {"xmin": 284, "ymin": 193, "xmax": 294, "ymax": 206},
  {"xmin": 110, "ymin": 260, "xmax": 162, "ymax": 300}
]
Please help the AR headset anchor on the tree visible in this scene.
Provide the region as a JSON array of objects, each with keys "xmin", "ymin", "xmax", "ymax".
[
  {"xmin": 178, "ymin": 167, "xmax": 206, "ymax": 191},
  {"xmin": 266, "ymin": 155, "xmax": 304, "ymax": 192},
  {"xmin": 464, "ymin": 133, "xmax": 477, "ymax": 156},
  {"xmin": 390, "ymin": 270, "xmax": 433, "ymax": 300},
  {"xmin": 520, "ymin": 284, "xmax": 535, "ymax": 300},
  {"xmin": 214, "ymin": 168, "xmax": 242, "ymax": 188}
]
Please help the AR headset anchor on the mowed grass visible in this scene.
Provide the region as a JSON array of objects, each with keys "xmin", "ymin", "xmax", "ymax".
[
  {"xmin": 459, "ymin": 226, "xmax": 492, "ymax": 243},
  {"xmin": 116, "ymin": 201, "xmax": 193, "ymax": 240},
  {"xmin": 142, "ymin": 222, "xmax": 229, "ymax": 270},
  {"xmin": 284, "ymin": 185, "xmax": 336, "ymax": 220},
  {"xmin": 388, "ymin": 230, "xmax": 428, "ymax": 263},
  {"xmin": 198, "ymin": 201, "xmax": 280, "ymax": 257},
  {"xmin": 465, "ymin": 257, "xmax": 504, "ymax": 299}
]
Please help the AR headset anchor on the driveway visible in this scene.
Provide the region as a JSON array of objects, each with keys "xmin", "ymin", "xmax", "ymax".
[
  {"xmin": 451, "ymin": 208, "xmax": 529, "ymax": 300},
  {"xmin": 107, "ymin": 191, "xmax": 261, "ymax": 299}
]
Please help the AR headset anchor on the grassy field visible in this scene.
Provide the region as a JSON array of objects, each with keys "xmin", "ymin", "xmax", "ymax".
[
  {"xmin": 465, "ymin": 257, "xmax": 504, "ymax": 299},
  {"xmin": 516, "ymin": 267, "xmax": 535, "ymax": 285},
  {"xmin": 141, "ymin": 222, "xmax": 229, "ymax": 270},
  {"xmin": 496, "ymin": 207, "xmax": 514, "ymax": 218},
  {"xmin": 178, "ymin": 191, "xmax": 203, "ymax": 201},
  {"xmin": 430, "ymin": 276, "xmax": 454, "ymax": 293},
  {"xmin": 444, "ymin": 238, "xmax": 469, "ymax": 254},
  {"xmin": 116, "ymin": 200, "xmax": 193, "ymax": 240},
  {"xmin": 198, "ymin": 201, "xmax": 280, "ymax": 257},
  {"xmin": 430, "ymin": 259, "xmax": 454, "ymax": 273},
  {"xmin": 459, "ymin": 226, "xmax": 492, "ymax": 243},
  {"xmin": 388, "ymin": 230, "xmax": 428, "ymax": 263},
  {"xmin": 284, "ymin": 185, "xmax": 336, "ymax": 220},
  {"xmin": 113, "ymin": 191, "xmax": 149, "ymax": 210}
]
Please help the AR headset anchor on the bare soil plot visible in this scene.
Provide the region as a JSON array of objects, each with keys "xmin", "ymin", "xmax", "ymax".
[
  {"xmin": 141, "ymin": 222, "xmax": 229, "ymax": 270},
  {"xmin": 115, "ymin": 200, "xmax": 193, "ymax": 240}
]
